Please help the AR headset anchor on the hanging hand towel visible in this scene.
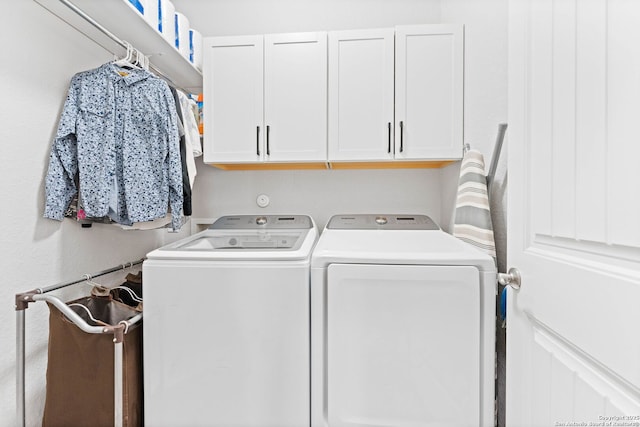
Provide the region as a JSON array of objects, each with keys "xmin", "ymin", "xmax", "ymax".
[{"xmin": 453, "ymin": 149, "xmax": 497, "ymax": 260}]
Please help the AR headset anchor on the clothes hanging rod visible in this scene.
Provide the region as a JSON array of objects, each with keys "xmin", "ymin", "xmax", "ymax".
[
  {"xmin": 59, "ymin": 0, "xmax": 126, "ymax": 50},
  {"xmin": 16, "ymin": 258, "xmax": 144, "ymax": 299},
  {"xmin": 57, "ymin": 0, "xmax": 192, "ymax": 94},
  {"xmin": 41, "ymin": 258, "xmax": 144, "ymax": 294}
]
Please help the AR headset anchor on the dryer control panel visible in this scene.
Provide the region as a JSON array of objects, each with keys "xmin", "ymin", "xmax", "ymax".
[{"xmin": 327, "ymin": 214, "xmax": 440, "ymax": 230}]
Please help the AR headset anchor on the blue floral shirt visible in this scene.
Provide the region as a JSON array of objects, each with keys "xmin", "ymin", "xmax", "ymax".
[{"xmin": 44, "ymin": 63, "xmax": 184, "ymax": 230}]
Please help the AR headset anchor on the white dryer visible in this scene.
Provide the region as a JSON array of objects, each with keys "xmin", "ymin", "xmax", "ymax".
[
  {"xmin": 143, "ymin": 215, "xmax": 318, "ymax": 427},
  {"xmin": 311, "ymin": 214, "xmax": 496, "ymax": 427}
]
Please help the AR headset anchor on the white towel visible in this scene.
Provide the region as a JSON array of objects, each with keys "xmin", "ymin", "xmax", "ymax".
[{"xmin": 453, "ymin": 149, "xmax": 497, "ymax": 259}]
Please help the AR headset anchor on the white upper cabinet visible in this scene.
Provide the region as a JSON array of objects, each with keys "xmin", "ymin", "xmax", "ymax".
[
  {"xmin": 203, "ymin": 25, "xmax": 463, "ymax": 167},
  {"xmin": 395, "ymin": 24, "xmax": 464, "ymax": 160},
  {"xmin": 264, "ymin": 32, "xmax": 328, "ymax": 162},
  {"xmin": 328, "ymin": 24, "xmax": 464, "ymax": 163},
  {"xmin": 203, "ymin": 32, "xmax": 327, "ymax": 164},
  {"xmin": 203, "ymin": 35, "xmax": 263, "ymax": 163},
  {"xmin": 328, "ymin": 29, "xmax": 395, "ymax": 161}
]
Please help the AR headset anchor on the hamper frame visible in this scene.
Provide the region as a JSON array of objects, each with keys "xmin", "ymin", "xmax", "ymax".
[{"xmin": 15, "ymin": 259, "xmax": 144, "ymax": 427}]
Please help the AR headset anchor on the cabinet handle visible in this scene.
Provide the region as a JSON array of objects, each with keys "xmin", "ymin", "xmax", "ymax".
[
  {"xmin": 387, "ymin": 122, "xmax": 392, "ymax": 153},
  {"xmin": 399, "ymin": 121, "xmax": 404, "ymax": 153},
  {"xmin": 266, "ymin": 125, "xmax": 270, "ymax": 156},
  {"xmin": 256, "ymin": 126, "xmax": 260, "ymax": 156}
]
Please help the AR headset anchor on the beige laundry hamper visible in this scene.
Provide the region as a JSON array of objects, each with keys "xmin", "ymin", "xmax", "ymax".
[{"xmin": 42, "ymin": 296, "xmax": 143, "ymax": 427}]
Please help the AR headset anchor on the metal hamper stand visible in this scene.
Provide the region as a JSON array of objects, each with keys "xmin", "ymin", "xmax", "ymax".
[{"xmin": 15, "ymin": 258, "xmax": 145, "ymax": 427}]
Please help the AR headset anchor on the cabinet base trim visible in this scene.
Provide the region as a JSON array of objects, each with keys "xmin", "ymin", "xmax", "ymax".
[
  {"xmin": 329, "ymin": 160, "xmax": 456, "ymax": 169},
  {"xmin": 209, "ymin": 162, "xmax": 329, "ymax": 170},
  {"xmin": 208, "ymin": 160, "xmax": 456, "ymax": 170}
]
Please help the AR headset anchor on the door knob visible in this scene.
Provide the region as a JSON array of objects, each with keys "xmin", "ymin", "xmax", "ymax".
[{"xmin": 498, "ymin": 268, "xmax": 521, "ymax": 290}]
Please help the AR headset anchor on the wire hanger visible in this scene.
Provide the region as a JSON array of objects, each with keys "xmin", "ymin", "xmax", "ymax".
[
  {"xmin": 112, "ymin": 41, "xmax": 135, "ymax": 68},
  {"xmin": 113, "ymin": 41, "xmax": 147, "ymax": 70},
  {"xmin": 82, "ymin": 273, "xmax": 102, "ymax": 287},
  {"xmin": 68, "ymin": 303, "xmax": 104, "ymax": 325},
  {"xmin": 136, "ymin": 48, "xmax": 149, "ymax": 70},
  {"xmin": 82, "ymin": 273, "xmax": 112, "ymax": 297},
  {"xmin": 110, "ymin": 286, "xmax": 143, "ymax": 303}
]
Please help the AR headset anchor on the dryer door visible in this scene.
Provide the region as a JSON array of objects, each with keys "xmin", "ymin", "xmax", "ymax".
[{"xmin": 327, "ymin": 264, "xmax": 480, "ymax": 426}]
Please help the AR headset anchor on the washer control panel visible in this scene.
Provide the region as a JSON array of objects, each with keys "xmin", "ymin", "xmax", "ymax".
[
  {"xmin": 327, "ymin": 214, "xmax": 440, "ymax": 230},
  {"xmin": 210, "ymin": 215, "xmax": 313, "ymax": 230}
]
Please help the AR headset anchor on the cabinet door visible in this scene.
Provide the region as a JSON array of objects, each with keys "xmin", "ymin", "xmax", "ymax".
[
  {"xmin": 328, "ymin": 29, "xmax": 395, "ymax": 161},
  {"xmin": 203, "ymin": 35, "xmax": 264, "ymax": 163},
  {"xmin": 264, "ymin": 32, "xmax": 327, "ymax": 162},
  {"xmin": 395, "ymin": 25, "xmax": 464, "ymax": 160}
]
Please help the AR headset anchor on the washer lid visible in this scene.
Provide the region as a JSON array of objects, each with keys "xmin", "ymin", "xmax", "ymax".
[
  {"xmin": 172, "ymin": 229, "xmax": 308, "ymax": 251},
  {"xmin": 145, "ymin": 215, "xmax": 318, "ymax": 261},
  {"xmin": 326, "ymin": 214, "xmax": 440, "ymax": 230}
]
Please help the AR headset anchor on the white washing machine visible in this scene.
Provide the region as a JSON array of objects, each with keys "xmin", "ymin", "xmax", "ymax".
[
  {"xmin": 143, "ymin": 215, "xmax": 318, "ymax": 427},
  {"xmin": 310, "ymin": 214, "xmax": 497, "ymax": 427}
]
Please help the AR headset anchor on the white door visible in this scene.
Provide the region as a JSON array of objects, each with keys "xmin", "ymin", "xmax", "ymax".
[
  {"xmin": 395, "ymin": 24, "xmax": 464, "ymax": 161},
  {"xmin": 327, "ymin": 263, "xmax": 480, "ymax": 426},
  {"xmin": 507, "ymin": 0, "xmax": 640, "ymax": 425},
  {"xmin": 328, "ymin": 29, "xmax": 395, "ymax": 161},
  {"xmin": 264, "ymin": 32, "xmax": 327, "ymax": 162}
]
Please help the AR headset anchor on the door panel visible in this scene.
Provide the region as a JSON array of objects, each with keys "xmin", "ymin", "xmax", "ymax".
[
  {"xmin": 395, "ymin": 25, "xmax": 463, "ymax": 160},
  {"xmin": 203, "ymin": 35, "xmax": 263, "ymax": 163},
  {"xmin": 327, "ymin": 264, "xmax": 480, "ymax": 426},
  {"xmin": 607, "ymin": 1, "xmax": 640, "ymax": 247},
  {"xmin": 328, "ymin": 29, "xmax": 395, "ymax": 161},
  {"xmin": 529, "ymin": 326, "xmax": 639, "ymax": 425},
  {"xmin": 264, "ymin": 32, "xmax": 327, "ymax": 162},
  {"xmin": 507, "ymin": 0, "xmax": 640, "ymax": 424}
]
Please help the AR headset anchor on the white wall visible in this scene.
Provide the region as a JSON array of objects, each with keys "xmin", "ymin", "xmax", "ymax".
[
  {"xmin": 178, "ymin": 0, "xmax": 442, "ymax": 36},
  {"xmin": 440, "ymin": 0, "xmax": 508, "ymax": 272},
  {"xmin": 191, "ymin": 163, "xmax": 445, "ymax": 231},
  {"xmin": 1, "ymin": 0, "xmax": 508, "ymax": 425},
  {"xmin": 0, "ymin": 2, "xmax": 176, "ymax": 425}
]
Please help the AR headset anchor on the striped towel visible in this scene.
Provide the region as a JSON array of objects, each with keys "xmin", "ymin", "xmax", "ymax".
[{"xmin": 453, "ymin": 149, "xmax": 497, "ymax": 259}]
